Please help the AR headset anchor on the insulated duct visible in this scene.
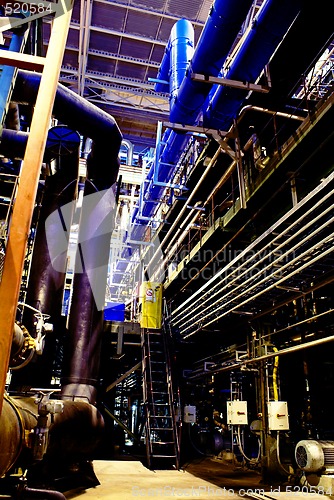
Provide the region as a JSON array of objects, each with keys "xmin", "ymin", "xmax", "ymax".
[
  {"xmin": 60, "ymin": 179, "xmax": 117, "ymax": 404},
  {"xmin": 10, "ymin": 135, "xmax": 80, "ymax": 391},
  {"xmin": 295, "ymin": 440, "xmax": 334, "ymax": 474},
  {"xmin": 169, "ymin": 0, "xmax": 255, "ymax": 125}
]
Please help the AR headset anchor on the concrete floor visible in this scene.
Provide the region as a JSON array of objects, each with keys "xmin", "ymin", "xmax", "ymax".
[{"xmin": 62, "ymin": 457, "xmax": 333, "ymax": 500}]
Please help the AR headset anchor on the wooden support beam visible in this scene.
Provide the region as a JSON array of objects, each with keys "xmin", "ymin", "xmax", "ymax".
[{"xmin": 0, "ymin": 0, "xmax": 74, "ymax": 415}]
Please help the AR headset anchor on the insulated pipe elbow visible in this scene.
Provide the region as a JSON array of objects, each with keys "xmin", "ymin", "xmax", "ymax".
[
  {"xmin": 154, "ymin": 40, "xmax": 171, "ymax": 93},
  {"xmin": 12, "ymin": 70, "xmax": 122, "ymax": 185}
]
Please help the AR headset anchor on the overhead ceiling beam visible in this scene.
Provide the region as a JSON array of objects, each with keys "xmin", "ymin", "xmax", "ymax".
[
  {"xmin": 60, "ymin": 67, "xmax": 165, "ymax": 91},
  {"xmin": 94, "ymin": 0, "xmax": 205, "ymax": 27},
  {"xmin": 86, "ymin": 96, "xmax": 169, "ymax": 115},
  {"xmin": 64, "ymin": 45, "xmax": 160, "ymax": 68},
  {"xmin": 70, "ymin": 22, "xmax": 167, "ymax": 46}
]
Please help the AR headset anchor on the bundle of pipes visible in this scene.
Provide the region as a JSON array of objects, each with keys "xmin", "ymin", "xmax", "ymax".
[{"xmin": 132, "ymin": 0, "xmax": 303, "ymax": 238}]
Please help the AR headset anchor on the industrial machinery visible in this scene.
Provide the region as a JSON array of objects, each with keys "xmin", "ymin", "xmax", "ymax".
[
  {"xmin": 1, "ymin": 0, "xmax": 334, "ymax": 495},
  {"xmin": 295, "ymin": 440, "xmax": 334, "ymax": 474}
]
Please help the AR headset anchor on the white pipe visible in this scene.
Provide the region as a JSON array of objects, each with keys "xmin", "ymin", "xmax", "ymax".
[
  {"xmin": 171, "ymin": 172, "xmax": 334, "ymax": 320},
  {"xmin": 175, "ymin": 208, "xmax": 334, "ymax": 329},
  {"xmin": 182, "ymin": 229, "xmax": 334, "ymax": 337},
  {"xmin": 143, "ymin": 145, "xmax": 222, "ymax": 275}
]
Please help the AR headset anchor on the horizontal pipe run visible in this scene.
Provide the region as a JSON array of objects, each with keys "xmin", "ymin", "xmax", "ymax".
[
  {"xmin": 179, "ymin": 216, "xmax": 334, "ymax": 335},
  {"xmin": 171, "ymin": 170, "xmax": 334, "ymax": 320},
  {"xmin": 204, "ymin": 334, "xmax": 334, "ymax": 378},
  {"xmin": 203, "ymin": 0, "xmax": 302, "ymax": 130}
]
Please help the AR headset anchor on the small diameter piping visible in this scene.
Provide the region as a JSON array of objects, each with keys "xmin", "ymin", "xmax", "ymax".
[
  {"xmin": 144, "ymin": 145, "xmax": 222, "ymax": 276},
  {"xmin": 236, "ymin": 425, "xmax": 261, "ymax": 464},
  {"xmin": 276, "ymin": 430, "xmax": 291, "ymax": 476},
  {"xmin": 204, "ymin": 103, "xmax": 305, "ymax": 206}
]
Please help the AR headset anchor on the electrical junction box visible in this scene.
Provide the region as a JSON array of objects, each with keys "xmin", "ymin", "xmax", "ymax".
[
  {"xmin": 184, "ymin": 405, "xmax": 196, "ymax": 423},
  {"xmin": 267, "ymin": 401, "xmax": 289, "ymax": 430},
  {"xmin": 227, "ymin": 401, "xmax": 248, "ymax": 425}
]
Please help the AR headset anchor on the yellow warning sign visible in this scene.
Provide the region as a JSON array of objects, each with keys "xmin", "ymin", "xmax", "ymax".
[{"xmin": 139, "ymin": 281, "xmax": 162, "ymax": 329}]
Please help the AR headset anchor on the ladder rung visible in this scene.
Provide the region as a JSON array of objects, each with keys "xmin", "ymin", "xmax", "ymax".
[
  {"xmin": 148, "ymin": 415, "xmax": 172, "ymax": 419},
  {"xmin": 150, "ymin": 427, "xmax": 174, "ymax": 431},
  {"xmin": 151, "ymin": 454, "xmax": 177, "ymax": 458},
  {"xmin": 151, "ymin": 441, "xmax": 175, "ymax": 445}
]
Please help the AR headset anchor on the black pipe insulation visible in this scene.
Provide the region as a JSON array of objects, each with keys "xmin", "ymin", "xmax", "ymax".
[
  {"xmin": 11, "ymin": 323, "xmax": 25, "ymax": 359},
  {"xmin": 9, "ymin": 142, "xmax": 80, "ymax": 391},
  {"xmin": 11, "ymin": 69, "xmax": 122, "ymax": 187},
  {"xmin": 17, "ymin": 486, "xmax": 66, "ymax": 500}
]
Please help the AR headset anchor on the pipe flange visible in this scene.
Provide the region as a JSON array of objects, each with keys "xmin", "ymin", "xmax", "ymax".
[{"xmin": 9, "ymin": 323, "xmax": 35, "ymax": 370}]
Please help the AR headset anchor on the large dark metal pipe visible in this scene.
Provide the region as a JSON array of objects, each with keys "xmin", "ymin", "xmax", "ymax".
[
  {"xmin": 60, "ymin": 179, "xmax": 117, "ymax": 404},
  {"xmin": 0, "ymin": 396, "xmax": 38, "ymax": 478},
  {"xmin": 0, "ymin": 395, "xmax": 104, "ymax": 480},
  {"xmin": 133, "ymin": 0, "xmax": 254, "ymax": 235},
  {"xmin": 12, "ymin": 69, "xmax": 122, "ymax": 182},
  {"xmin": 9, "ymin": 70, "xmax": 121, "ymax": 400},
  {"xmin": 9, "ymin": 141, "xmax": 80, "ymax": 390}
]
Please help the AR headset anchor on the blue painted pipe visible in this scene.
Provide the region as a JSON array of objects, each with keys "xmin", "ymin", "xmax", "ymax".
[
  {"xmin": 0, "ymin": 31, "xmax": 27, "ymax": 128},
  {"xmin": 170, "ymin": 0, "xmax": 254, "ymax": 125},
  {"xmin": 169, "ymin": 19, "xmax": 194, "ymax": 106},
  {"xmin": 203, "ymin": 0, "xmax": 302, "ymax": 130},
  {"xmin": 133, "ymin": 0, "xmax": 255, "ymax": 235}
]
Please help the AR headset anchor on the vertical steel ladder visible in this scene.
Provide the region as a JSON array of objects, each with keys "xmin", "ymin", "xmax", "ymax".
[{"xmin": 141, "ymin": 327, "xmax": 180, "ymax": 469}]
